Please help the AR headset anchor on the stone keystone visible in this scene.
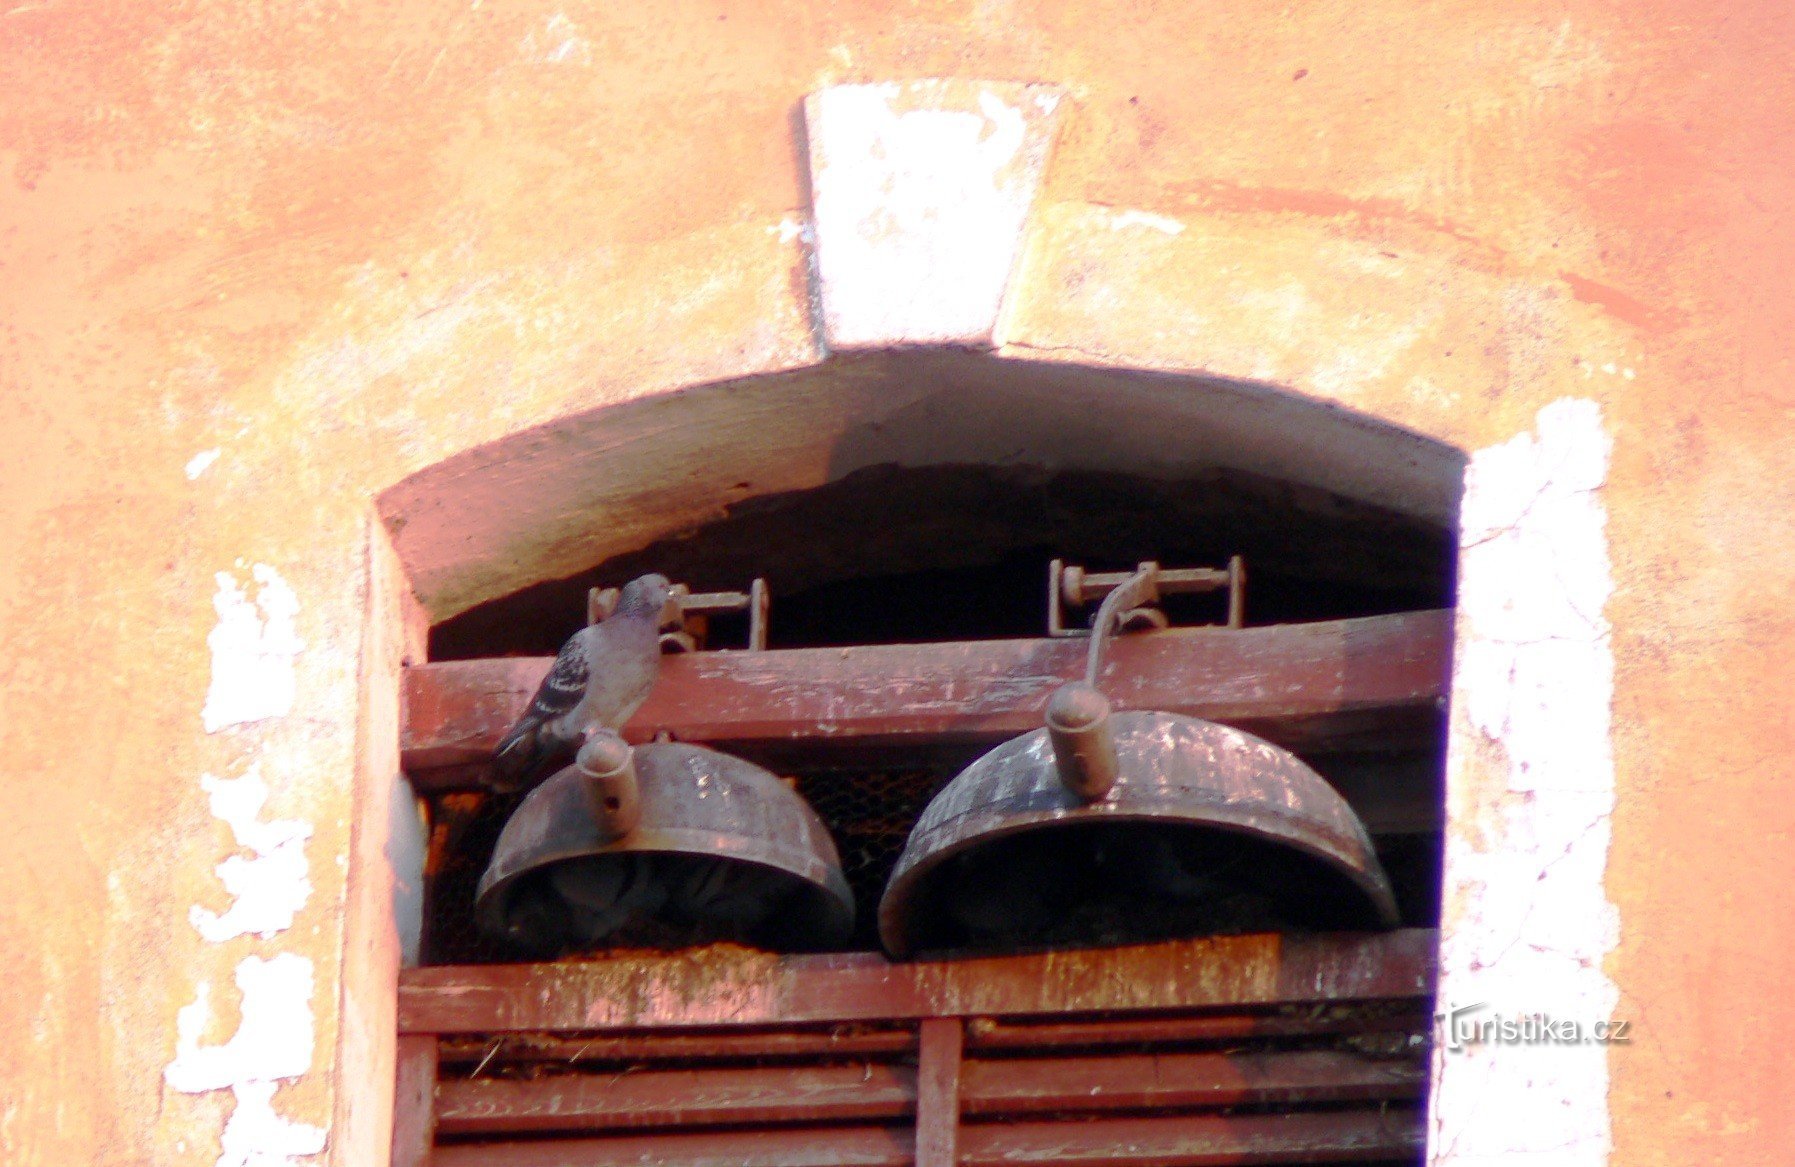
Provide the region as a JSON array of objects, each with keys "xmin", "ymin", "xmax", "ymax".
[{"xmin": 804, "ymin": 79, "xmax": 1065, "ymax": 351}]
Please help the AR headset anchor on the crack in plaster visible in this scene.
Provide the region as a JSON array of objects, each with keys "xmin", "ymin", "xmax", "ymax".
[{"xmin": 1429, "ymin": 398, "xmax": 1619, "ymax": 1166}]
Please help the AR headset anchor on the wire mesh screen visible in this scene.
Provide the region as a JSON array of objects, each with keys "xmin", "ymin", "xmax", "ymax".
[
  {"xmin": 791, "ymin": 768, "xmax": 952, "ymax": 952},
  {"xmin": 423, "ymin": 790, "xmax": 523, "ymax": 965}
]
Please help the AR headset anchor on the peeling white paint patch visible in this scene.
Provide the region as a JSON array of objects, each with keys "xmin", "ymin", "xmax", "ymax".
[
  {"xmin": 218, "ymin": 1082, "xmax": 328, "ymax": 1167},
  {"xmin": 519, "ymin": 12, "xmax": 591, "ymax": 65},
  {"xmin": 186, "ymin": 448, "xmax": 222, "ymax": 479},
  {"xmin": 1428, "ymin": 397, "xmax": 1619, "ymax": 1166},
  {"xmin": 190, "ymin": 768, "xmax": 313, "ymax": 941},
  {"xmin": 767, "ymin": 216, "xmax": 815, "ymax": 245},
  {"xmin": 166, "ymin": 956, "xmax": 324, "ymax": 1166},
  {"xmin": 166, "ymin": 955, "xmax": 317, "ymax": 1092},
  {"xmin": 181, "ymin": 561, "xmax": 320, "ymax": 1164},
  {"xmin": 203, "ymin": 565, "xmax": 304, "ymax": 733},
  {"xmin": 804, "ymin": 79, "xmax": 1063, "ymax": 348},
  {"xmin": 1103, "ymin": 208, "xmax": 1185, "ymax": 235}
]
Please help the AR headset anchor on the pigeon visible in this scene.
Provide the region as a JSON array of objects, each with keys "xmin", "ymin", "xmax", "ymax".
[
  {"xmin": 490, "ymin": 572, "xmax": 675, "ymax": 793},
  {"xmin": 663, "ymin": 854, "xmax": 793, "ymax": 939},
  {"xmin": 547, "ymin": 854, "xmax": 669, "ymax": 946}
]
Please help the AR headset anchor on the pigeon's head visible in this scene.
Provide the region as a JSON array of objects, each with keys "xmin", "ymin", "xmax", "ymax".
[{"xmin": 616, "ymin": 573, "xmax": 676, "ymax": 624}]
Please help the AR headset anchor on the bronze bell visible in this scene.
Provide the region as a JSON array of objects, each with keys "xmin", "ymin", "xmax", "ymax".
[
  {"xmin": 878, "ymin": 565, "xmax": 1400, "ymax": 958},
  {"xmin": 477, "ymin": 735, "xmax": 854, "ymax": 954}
]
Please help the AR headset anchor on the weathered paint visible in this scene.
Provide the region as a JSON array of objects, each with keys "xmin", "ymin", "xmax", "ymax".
[
  {"xmin": 806, "ymin": 81, "xmax": 1064, "ymax": 349},
  {"xmin": 400, "ymin": 610, "xmax": 1453, "ymax": 773},
  {"xmin": 170, "ymin": 562, "xmax": 324, "ymax": 1167},
  {"xmin": 1430, "ymin": 398, "xmax": 1619, "ymax": 1163},
  {"xmin": 2, "ymin": 5, "xmax": 1791, "ymax": 1165},
  {"xmin": 167, "ymin": 955, "xmax": 319, "ymax": 1094},
  {"xmin": 1100, "ymin": 208, "xmax": 1186, "ymax": 235},
  {"xmin": 216, "ymin": 1081, "xmax": 328, "ymax": 1167},
  {"xmin": 165, "ymin": 956, "xmax": 326, "ymax": 1167},
  {"xmin": 186, "ymin": 450, "xmax": 222, "ymax": 481},
  {"xmin": 189, "ymin": 768, "xmax": 313, "ymax": 942},
  {"xmin": 202, "ymin": 566, "xmax": 304, "ymax": 735},
  {"xmin": 398, "ymin": 929, "xmax": 1435, "ymax": 1033}
]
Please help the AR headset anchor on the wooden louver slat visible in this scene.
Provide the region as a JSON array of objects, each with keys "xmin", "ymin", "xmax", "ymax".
[
  {"xmin": 428, "ymin": 1108, "xmax": 1425, "ymax": 1167},
  {"xmin": 433, "ymin": 1047, "xmax": 1424, "ymax": 1135}
]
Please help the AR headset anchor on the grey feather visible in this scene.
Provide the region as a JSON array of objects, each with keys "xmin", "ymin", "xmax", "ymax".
[
  {"xmin": 664, "ymin": 856, "xmax": 789, "ymax": 937},
  {"xmin": 547, "ymin": 855, "xmax": 667, "ymax": 945},
  {"xmin": 490, "ymin": 573, "xmax": 673, "ymax": 792}
]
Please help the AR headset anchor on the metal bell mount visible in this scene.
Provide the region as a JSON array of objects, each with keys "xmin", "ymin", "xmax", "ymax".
[
  {"xmin": 878, "ymin": 562, "xmax": 1401, "ymax": 958},
  {"xmin": 478, "ymin": 732, "xmax": 854, "ymax": 954}
]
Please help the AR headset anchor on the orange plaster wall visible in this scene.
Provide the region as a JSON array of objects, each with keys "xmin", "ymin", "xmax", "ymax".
[{"xmin": 1, "ymin": 3, "xmax": 1791, "ymax": 1165}]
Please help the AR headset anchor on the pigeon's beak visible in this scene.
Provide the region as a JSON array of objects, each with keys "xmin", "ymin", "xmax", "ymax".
[{"xmin": 658, "ymin": 588, "xmax": 687, "ymax": 633}]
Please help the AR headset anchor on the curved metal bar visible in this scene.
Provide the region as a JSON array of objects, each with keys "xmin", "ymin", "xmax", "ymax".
[{"xmin": 1082, "ymin": 563, "xmax": 1160, "ymax": 689}]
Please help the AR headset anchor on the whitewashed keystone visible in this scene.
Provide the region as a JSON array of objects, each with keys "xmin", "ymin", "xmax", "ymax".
[{"xmin": 804, "ymin": 80, "xmax": 1065, "ymax": 350}]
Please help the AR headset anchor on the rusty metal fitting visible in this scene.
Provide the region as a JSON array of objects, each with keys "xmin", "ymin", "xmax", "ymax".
[
  {"xmin": 594, "ymin": 578, "xmax": 771, "ymax": 650},
  {"xmin": 660, "ymin": 585, "xmax": 690, "ymax": 632},
  {"xmin": 1045, "ymin": 682, "xmax": 1117, "ymax": 801},
  {"xmin": 586, "ymin": 585, "xmax": 620, "ymax": 626},
  {"xmin": 1049, "ymin": 557, "xmax": 1248, "ymax": 636},
  {"xmin": 575, "ymin": 731, "xmax": 641, "ymax": 840}
]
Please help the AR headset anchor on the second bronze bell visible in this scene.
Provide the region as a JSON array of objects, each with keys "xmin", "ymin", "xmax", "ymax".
[
  {"xmin": 877, "ymin": 562, "xmax": 1400, "ymax": 959},
  {"xmin": 877, "ymin": 708, "xmax": 1402, "ymax": 958},
  {"xmin": 477, "ymin": 734, "xmax": 855, "ymax": 955}
]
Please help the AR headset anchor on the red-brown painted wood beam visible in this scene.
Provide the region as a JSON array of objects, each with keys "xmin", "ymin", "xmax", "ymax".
[
  {"xmin": 429, "ymin": 1004, "xmax": 1429, "ymax": 1068},
  {"xmin": 401, "ymin": 609, "xmax": 1451, "ymax": 783},
  {"xmin": 398, "ymin": 929, "xmax": 1436, "ymax": 1035},
  {"xmin": 914, "ymin": 1017, "xmax": 964, "ymax": 1167},
  {"xmin": 426, "ymin": 1107, "xmax": 1424, "ymax": 1167},
  {"xmin": 389, "ymin": 1036, "xmax": 437, "ymax": 1167},
  {"xmin": 431, "ymin": 1047, "xmax": 1424, "ymax": 1135}
]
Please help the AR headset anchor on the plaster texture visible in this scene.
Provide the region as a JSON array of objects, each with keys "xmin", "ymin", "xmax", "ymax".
[
  {"xmin": 1, "ymin": 4, "xmax": 1791, "ymax": 1166},
  {"xmin": 806, "ymin": 79, "xmax": 1063, "ymax": 349}
]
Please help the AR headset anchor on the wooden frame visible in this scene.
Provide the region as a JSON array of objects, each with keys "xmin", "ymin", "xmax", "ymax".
[
  {"xmin": 403, "ymin": 608, "xmax": 1451, "ymax": 784},
  {"xmin": 397, "ymin": 931, "xmax": 1435, "ymax": 1166},
  {"xmin": 396, "ymin": 613, "xmax": 1446, "ymax": 1165}
]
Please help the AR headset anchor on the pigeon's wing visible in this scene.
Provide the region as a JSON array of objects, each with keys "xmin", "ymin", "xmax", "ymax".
[
  {"xmin": 491, "ymin": 630, "xmax": 592, "ymax": 789},
  {"xmin": 519, "ymin": 631, "xmax": 592, "ymax": 727}
]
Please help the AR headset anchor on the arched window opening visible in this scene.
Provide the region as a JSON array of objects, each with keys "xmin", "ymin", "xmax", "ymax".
[
  {"xmin": 388, "ymin": 350, "xmax": 1464, "ymax": 1167},
  {"xmin": 417, "ymin": 461, "xmax": 1453, "ymax": 964}
]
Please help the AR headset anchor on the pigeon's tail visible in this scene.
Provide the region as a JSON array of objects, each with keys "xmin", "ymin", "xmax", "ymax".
[{"xmin": 490, "ymin": 723, "xmax": 554, "ymax": 793}]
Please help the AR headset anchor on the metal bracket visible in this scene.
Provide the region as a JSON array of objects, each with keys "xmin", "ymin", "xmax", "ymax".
[
  {"xmin": 1047, "ymin": 558, "xmax": 1246, "ymax": 637},
  {"xmin": 592, "ymin": 578, "xmax": 770, "ymax": 652}
]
